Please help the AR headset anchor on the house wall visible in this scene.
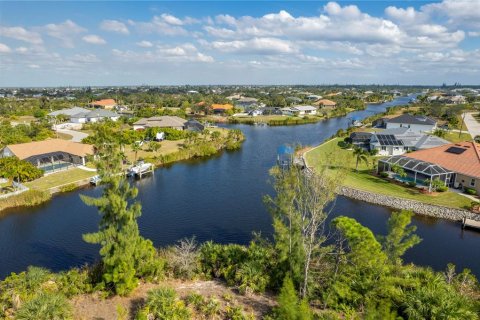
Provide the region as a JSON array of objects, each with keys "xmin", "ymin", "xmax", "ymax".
[
  {"xmin": 386, "ymin": 123, "xmax": 436, "ymax": 133},
  {"xmin": 70, "ymin": 117, "xmax": 87, "ymax": 124},
  {"xmin": 373, "ymin": 145, "xmax": 406, "ymax": 156},
  {"xmin": 454, "ymin": 173, "xmax": 480, "ymax": 195},
  {"xmin": 0, "ymin": 147, "xmax": 14, "ymax": 158},
  {"xmin": 133, "ymin": 125, "xmax": 145, "ymax": 131}
]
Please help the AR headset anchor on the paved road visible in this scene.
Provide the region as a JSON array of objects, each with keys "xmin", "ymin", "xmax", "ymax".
[
  {"xmin": 57, "ymin": 129, "xmax": 89, "ymax": 142},
  {"xmin": 463, "ymin": 112, "xmax": 480, "ymax": 138}
]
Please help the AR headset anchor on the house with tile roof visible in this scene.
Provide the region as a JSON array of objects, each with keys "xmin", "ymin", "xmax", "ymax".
[
  {"xmin": 314, "ymin": 99, "xmax": 337, "ymax": 108},
  {"xmin": 89, "ymin": 99, "xmax": 117, "ymax": 110},
  {"xmin": 1, "ymin": 139, "xmax": 94, "ymax": 171},
  {"xmin": 380, "ymin": 141, "xmax": 480, "ymax": 194},
  {"xmin": 48, "ymin": 107, "xmax": 120, "ymax": 124},
  {"xmin": 133, "ymin": 116, "xmax": 188, "ymax": 131}
]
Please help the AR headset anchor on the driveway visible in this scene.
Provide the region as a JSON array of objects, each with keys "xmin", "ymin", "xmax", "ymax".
[
  {"xmin": 57, "ymin": 129, "xmax": 89, "ymax": 142},
  {"xmin": 463, "ymin": 112, "xmax": 480, "ymax": 138}
]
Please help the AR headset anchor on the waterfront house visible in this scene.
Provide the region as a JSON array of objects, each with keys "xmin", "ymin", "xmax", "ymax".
[
  {"xmin": 280, "ymin": 107, "xmax": 297, "ymax": 116},
  {"xmin": 314, "ymin": 99, "xmax": 337, "ymax": 108},
  {"xmin": 369, "ymin": 128, "xmax": 449, "ymax": 156},
  {"xmin": 249, "ymin": 109, "xmax": 263, "ymax": 117},
  {"xmin": 210, "ymin": 103, "xmax": 234, "ymax": 114},
  {"xmin": 378, "ymin": 141, "xmax": 480, "ymax": 194},
  {"xmin": 235, "ymin": 97, "xmax": 259, "ymax": 108},
  {"xmin": 385, "ymin": 114, "xmax": 436, "ymax": 133},
  {"xmin": 133, "ymin": 116, "xmax": 188, "ymax": 131},
  {"xmin": 291, "ymin": 105, "xmax": 317, "ymax": 115},
  {"xmin": 1, "ymin": 139, "xmax": 94, "ymax": 171},
  {"xmin": 89, "ymin": 99, "xmax": 117, "ymax": 110}
]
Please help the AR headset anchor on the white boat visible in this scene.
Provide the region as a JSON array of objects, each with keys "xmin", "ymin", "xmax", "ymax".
[
  {"xmin": 128, "ymin": 161, "xmax": 153, "ymax": 177},
  {"xmin": 90, "ymin": 175, "xmax": 101, "ymax": 185}
]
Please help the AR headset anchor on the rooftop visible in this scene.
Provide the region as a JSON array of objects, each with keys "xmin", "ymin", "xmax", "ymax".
[
  {"xmin": 134, "ymin": 116, "xmax": 187, "ymax": 128},
  {"xmin": 5, "ymin": 139, "xmax": 94, "ymax": 159},
  {"xmin": 387, "ymin": 114, "xmax": 436, "ymax": 126},
  {"xmin": 90, "ymin": 99, "xmax": 116, "ymax": 106},
  {"xmin": 406, "ymin": 141, "xmax": 480, "ymax": 178}
]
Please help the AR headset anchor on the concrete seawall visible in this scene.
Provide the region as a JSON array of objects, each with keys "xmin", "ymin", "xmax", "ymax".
[{"xmin": 338, "ymin": 186, "xmax": 480, "ymax": 222}]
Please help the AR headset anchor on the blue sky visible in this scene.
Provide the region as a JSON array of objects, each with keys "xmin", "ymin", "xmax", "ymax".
[{"xmin": 0, "ymin": 1, "xmax": 479, "ymax": 86}]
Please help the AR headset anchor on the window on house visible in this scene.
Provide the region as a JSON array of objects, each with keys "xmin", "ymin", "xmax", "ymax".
[
  {"xmin": 381, "ymin": 146, "xmax": 386, "ymax": 151},
  {"xmin": 471, "ymin": 179, "xmax": 476, "ymax": 187}
]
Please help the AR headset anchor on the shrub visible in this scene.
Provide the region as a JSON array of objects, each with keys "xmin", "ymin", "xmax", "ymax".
[
  {"xmin": 161, "ymin": 128, "xmax": 189, "ymax": 140},
  {"xmin": 59, "ymin": 183, "xmax": 77, "ymax": 193},
  {"xmin": 379, "ymin": 172, "xmax": 389, "ymax": 178},
  {"xmin": 14, "ymin": 293, "xmax": 72, "ymax": 320},
  {"xmin": 167, "ymin": 237, "xmax": 200, "ymax": 280},
  {"xmin": 465, "ymin": 187, "xmax": 476, "ymax": 195},
  {"xmin": 0, "ymin": 157, "xmax": 43, "ymax": 182},
  {"xmin": 225, "ymin": 305, "xmax": 254, "ymax": 320},
  {"xmin": 56, "ymin": 268, "xmax": 94, "ymax": 297},
  {"xmin": 407, "ymin": 181, "xmax": 417, "ymax": 188},
  {"xmin": 436, "ymin": 185, "xmax": 448, "ymax": 192},
  {"xmin": 138, "ymin": 287, "xmax": 190, "ymax": 320}
]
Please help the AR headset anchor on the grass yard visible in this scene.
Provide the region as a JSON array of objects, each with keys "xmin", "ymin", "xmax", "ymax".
[
  {"xmin": 443, "ymin": 131, "xmax": 472, "ymax": 143},
  {"xmin": 25, "ymin": 168, "xmax": 97, "ymax": 191},
  {"xmin": 305, "ymin": 138, "xmax": 472, "ymax": 210}
]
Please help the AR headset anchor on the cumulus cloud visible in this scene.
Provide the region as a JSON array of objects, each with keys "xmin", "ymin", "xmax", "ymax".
[
  {"xmin": 0, "ymin": 26, "xmax": 43, "ymax": 44},
  {"xmin": 131, "ymin": 13, "xmax": 198, "ymax": 36},
  {"xmin": 136, "ymin": 40, "xmax": 153, "ymax": 47},
  {"xmin": 0, "ymin": 43, "xmax": 11, "ymax": 53},
  {"xmin": 113, "ymin": 43, "xmax": 214, "ymax": 63},
  {"xmin": 423, "ymin": 0, "xmax": 480, "ymax": 29},
  {"xmin": 82, "ymin": 34, "xmax": 106, "ymax": 45},
  {"xmin": 100, "ymin": 20, "xmax": 129, "ymax": 34},
  {"xmin": 42, "ymin": 20, "xmax": 86, "ymax": 47},
  {"xmin": 210, "ymin": 37, "xmax": 298, "ymax": 55}
]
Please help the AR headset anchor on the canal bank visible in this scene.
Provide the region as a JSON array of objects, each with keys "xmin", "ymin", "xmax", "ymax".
[{"xmin": 1, "ymin": 95, "xmax": 479, "ymax": 280}]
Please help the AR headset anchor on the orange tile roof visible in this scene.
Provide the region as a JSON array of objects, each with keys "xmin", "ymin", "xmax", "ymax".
[
  {"xmin": 91, "ymin": 99, "xmax": 116, "ymax": 106},
  {"xmin": 406, "ymin": 141, "xmax": 480, "ymax": 178},
  {"xmin": 315, "ymin": 99, "xmax": 336, "ymax": 106},
  {"xmin": 210, "ymin": 103, "xmax": 233, "ymax": 110},
  {"xmin": 6, "ymin": 139, "xmax": 94, "ymax": 160}
]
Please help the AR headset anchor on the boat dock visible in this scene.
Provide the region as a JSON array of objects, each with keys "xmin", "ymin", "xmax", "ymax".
[
  {"xmin": 462, "ymin": 218, "xmax": 480, "ymax": 231},
  {"xmin": 128, "ymin": 161, "xmax": 154, "ymax": 178}
]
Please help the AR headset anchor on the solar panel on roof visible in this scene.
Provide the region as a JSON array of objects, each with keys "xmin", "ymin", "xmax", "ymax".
[{"xmin": 445, "ymin": 146, "xmax": 466, "ymax": 154}]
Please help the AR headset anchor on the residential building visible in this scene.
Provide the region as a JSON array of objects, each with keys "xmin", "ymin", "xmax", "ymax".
[
  {"xmin": 1, "ymin": 139, "xmax": 94, "ymax": 170},
  {"xmin": 184, "ymin": 119, "xmax": 205, "ymax": 132},
  {"xmin": 379, "ymin": 141, "xmax": 480, "ymax": 194},
  {"xmin": 235, "ymin": 97, "xmax": 258, "ymax": 108},
  {"xmin": 89, "ymin": 99, "xmax": 117, "ymax": 109},
  {"xmin": 133, "ymin": 116, "xmax": 188, "ymax": 131},
  {"xmin": 386, "ymin": 114, "xmax": 436, "ymax": 133},
  {"xmin": 292, "ymin": 105, "xmax": 317, "ymax": 115},
  {"xmin": 314, "ymin": 99, "xmax": 337, "ymax": 108},
  {"xmin": 369, "ymin": 127, "xmax": 449, "ymax": 156},
  {"xmin": 306, "ymin": 94, "xmax": 322, "ymax": 100},
  {"xmin": 210, "ymin": 103, "xmax": 234, "ymax": 114},
  {"xmin": 48, "ymin": 107, "xmax": 120, "ymax": 123}
]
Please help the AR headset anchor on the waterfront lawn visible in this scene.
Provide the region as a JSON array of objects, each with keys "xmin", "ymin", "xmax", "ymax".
[
  {"xmin": 25, "ymin": 168, "xmax": 97, "ymax": 191},
  {"xmin": 305, "ymin": 138, "xmax": 472, "ymax": 210}
]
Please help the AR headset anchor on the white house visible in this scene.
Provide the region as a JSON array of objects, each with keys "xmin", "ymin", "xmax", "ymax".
[
  {"xmin": 292, "ymin": 105, "xmax": 317, "ymax": 115},
  {"xmin": 49, "ymin": 107, "xmax": 120, "ymax": 124},
  {"xmin": 385, "ymin": 114, "xmax": 436, "ymax": 133}
]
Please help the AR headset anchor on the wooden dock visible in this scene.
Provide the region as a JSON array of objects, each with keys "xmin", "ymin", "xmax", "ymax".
[{"xmin": 462, "ymin": 218, "xmax": 480, "ymax": 230}]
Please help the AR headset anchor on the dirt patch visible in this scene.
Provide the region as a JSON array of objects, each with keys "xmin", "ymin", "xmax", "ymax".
[{"xmin": 71, "ymin": 280, "xmax": 276, "ymax": 320}]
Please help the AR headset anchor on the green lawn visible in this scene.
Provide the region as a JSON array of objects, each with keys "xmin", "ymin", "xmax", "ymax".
[
  {"xmin": 25, "ymin": 168, "xmax": 97, "ymax": 191},
  {"xmin": 305, "ymin": 138, "xmax": 472, "ymax": 210},
  {"xmin": 443, "ymin": 131, "xmax": 472, "ymax": 143}
]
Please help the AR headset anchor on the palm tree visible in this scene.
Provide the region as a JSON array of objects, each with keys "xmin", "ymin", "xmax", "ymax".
[
  {"xmin": 353, "ymin": 147, "xmax": 369, "ymax": 172},
  {"xmin": 131, "ymin": 142, "xmax": 142, "ymax": 164}
]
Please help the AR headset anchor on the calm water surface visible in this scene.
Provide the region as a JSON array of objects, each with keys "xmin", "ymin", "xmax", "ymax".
[{"xmin": 1, "ymin": 95, "xmax": 479, "ymax": 279}]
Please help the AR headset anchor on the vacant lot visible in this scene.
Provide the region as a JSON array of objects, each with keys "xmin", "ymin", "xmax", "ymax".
[{"xmin": 25, "ymin": 168, "xmax": 97, "ymax": 191}]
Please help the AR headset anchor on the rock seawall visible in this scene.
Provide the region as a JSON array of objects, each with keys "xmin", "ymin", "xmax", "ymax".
[{"xmin": 339, "ymin": 186, "xmax": 480, "ymax": 222}]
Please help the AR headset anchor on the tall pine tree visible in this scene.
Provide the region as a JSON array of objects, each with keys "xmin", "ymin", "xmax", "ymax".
[{"xmin": 81, "ymin": 125, "xmax": 162, "ymax": 295}]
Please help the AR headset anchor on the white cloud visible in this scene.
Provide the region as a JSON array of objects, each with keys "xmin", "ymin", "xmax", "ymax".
[
  {"xmin": 469, "ymin": 31, "xmax": 480, "ymax": 37},
  {"xmin": 136, "ymin": 40, "xmax": 153, "ymax": 47},
  {"xmin": 100, "ymin": 20, "xmax": 130, "ymax": 35},
  {"xmin": 0, "ymin": 43, "xmax": 11, "ymax": 53},
  {"xmin": 28, "ymin": 64, "xmax": 40, "ymax": 69},
  {"xmin": 42, "ymin": 20, "xmax": 86, "ymax": 48},
  {"xmin": 0, "ymin": 26, "xmax": 43, "ymax": 44},
  {"xmin": 210, "ymin": 37, "xmax": 297, "ymax": 55},
  {"xmin": 113, "ymin": 43, "xmax": 214, "ymax": 63},
  {"xmin": 423, "ymin": 0, "xmax": 480, "ymax": 29},
  {"xmin": 71, "ymin": 53, "xmax": 100, "ymax": 63},
  {"xmin": 82, "ymin": 34, "xmax": 106, "ymax": 45},
  {"xmin": 131, "ymin": 14, "xmax": 199, "ymax": 36}
]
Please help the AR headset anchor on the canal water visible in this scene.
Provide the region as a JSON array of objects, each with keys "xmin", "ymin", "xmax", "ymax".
[{"xmin": 1, "ymin": 95, "xmax": 479, "ymax": 279}]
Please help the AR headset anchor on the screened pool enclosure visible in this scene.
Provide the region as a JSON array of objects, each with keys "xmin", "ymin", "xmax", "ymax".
[{"xmin": 378, "ymin": 155, "xmax": 455, "ymax": 188}]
